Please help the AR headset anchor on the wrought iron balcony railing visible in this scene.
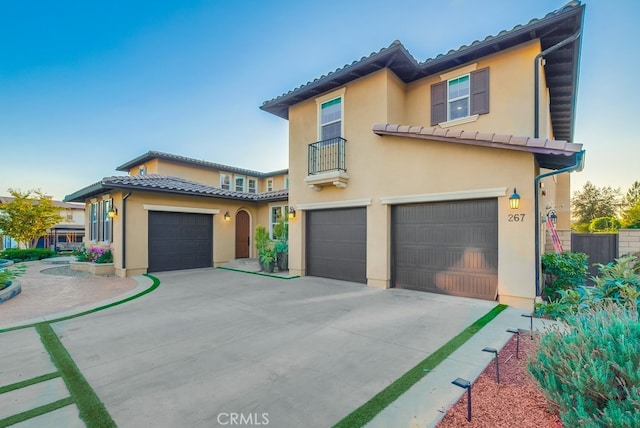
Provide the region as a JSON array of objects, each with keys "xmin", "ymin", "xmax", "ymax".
[{"xmin": 308, "ymin": 137, "xmax": 346, "ymax": 176}]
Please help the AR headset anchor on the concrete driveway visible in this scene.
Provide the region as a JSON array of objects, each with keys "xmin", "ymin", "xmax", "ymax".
[{"xmin": 42, "ymin": 268, "xmax": 495, "ymax": 427}]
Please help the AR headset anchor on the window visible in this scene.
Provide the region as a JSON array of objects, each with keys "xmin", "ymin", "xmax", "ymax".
[
  {"xmin": 248, "ymin": 179, "xmax": 257, "ymax": 194},
  {"xmin": 90, "ymin": 202, "xmax": 99, "ymax": 241},
  {"xmin": 431, "ymin": 67, "xmax": 489, "ymax": 126},
  {"xmin": 102, "ymin": 199, "xmax": 113, "ymax": 242},
  {"xmin": 235, "ymin": 176, "xmax": 245, "ymax": 192},
  {"xmin": 267, "ymin": 179, "xmax": 273, "ymax": 192},
  {"xmin": 448, "ymin": 75, "xmax": 470, "ymax": 120},
  {"xmin": 139, "ymin": 165, "xmax": 147, "ymax": 176},
  {"xmin": 270, "ymin": 205, "xmax": 288, "ymax": 239},
  {"xmin": 284, "ymin": 176, "xmax": 289, "ymax": 189},
  {"xmin": 90, "ymin": 200, "xmax": 113, "ymax": 242},
  {"xmin": 220, "ymin": 174, "xmax": 231, "ymax": 190},
  {"xmin": 320, "ymin": 97, "xmax": 342, "ymax": 140}
]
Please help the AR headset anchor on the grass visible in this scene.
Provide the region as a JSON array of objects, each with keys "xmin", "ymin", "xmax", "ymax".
[
  {"xmin": 0, "ymin": 397, "xmax": 75, "ymax": 427},
  {"xmin": 36, "ymin": 322, "xmax": 117, "ymax": 427},
  {"xmin": 333, "ymin": 304, "xmax": 508, "ymax": 428},
  {"xmin": 218, "ymin": 266, "xmax": 300, "ymax": 279},
  {"xmin": 0, "ymin": 274, "xmax": 160, "ymax": 333},
  {"xmin": 0, "ymin": 274, "xmax": 161, "ymax": 426}
]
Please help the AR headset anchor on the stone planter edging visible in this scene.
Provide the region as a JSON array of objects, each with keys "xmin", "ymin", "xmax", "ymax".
[
  {"xmin": 70, "ymin": 261, "xmax": 115, "ymax": 276},
  {"xmin": 0, "ymin": 279, "xmax": 21, "ymax": 303}
]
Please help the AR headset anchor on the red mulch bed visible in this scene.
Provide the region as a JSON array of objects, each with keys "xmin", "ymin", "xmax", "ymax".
[{"xmin": 437, "ymin": 334, "xmax": 563, "ymax": 428}]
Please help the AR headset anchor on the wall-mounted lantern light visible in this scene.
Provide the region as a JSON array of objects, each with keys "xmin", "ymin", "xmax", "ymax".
[
  {"xmin": 224, "ymin": 212, "xmax": 231, "ymax": 222},
  {"xmin": 108, "ymin": 207, "xmax": 118, "ymax": 218},
  {"xmin": 548, "ymin": 209, "xmax": 558, "ymax": 225},
  {"xmin": 509, "ymin": 188, "xmax": 520, "ymax": 210},
  {"xmin": 288, "ymin": 207, "xmax": 296, "ymax": 219}
]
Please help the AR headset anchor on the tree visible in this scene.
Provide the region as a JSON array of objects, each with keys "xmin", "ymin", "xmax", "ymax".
[
  {"xmin": 621, "ymin": 200, "xmax": 640, "ymax": 229},
  {"xmin": 621, "ymin": 180, "xmax": 640, "ymax": 209},
  {"xmin": 0, "ymin": 189, "xmax": 63, "ymax": 248},
  {"xmin": 571, "ymin": 181, "xmax": 621, "ymax": 227}
]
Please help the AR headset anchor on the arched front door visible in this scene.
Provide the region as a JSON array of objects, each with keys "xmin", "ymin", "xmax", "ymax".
[{"xmin": 235, "ymin": 210, "xmax": 250, "ymax": 258}]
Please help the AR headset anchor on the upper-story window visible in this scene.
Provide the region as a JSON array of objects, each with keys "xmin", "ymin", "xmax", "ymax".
[
  {"xmin": 320, "ymin": 97, "xmax": 342, "ymax": 140},
  {"xmin": 431, "ymin": 67, "xmax": 489, "ymax": 126},
  {"xmin": 248, "ymin": 179, "xmax": 257, "ymax": 194},
  {"xmin": 448, "ymin": 75, "xmax": 470, "ymax": 120},
  {"xmin": 284, "ymin": 176, "xmax": 289, "ymax": 189},
  {"xmin": 235, "ymin": 176, "xmax": 245, "ymax": 192},
  {"xmin": 139, "ymin": 165, "xmax": 147, "ymax": 176},
  {"xmin": 220, "ymin": 174, "xmax": 231, "ymax": 190},
  {"xmin": 267, "ymin": 179, "xmax": 273, "ymax": 192}
]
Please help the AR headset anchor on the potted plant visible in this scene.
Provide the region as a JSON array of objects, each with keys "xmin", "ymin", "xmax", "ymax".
[
  {"xmin": 255, "ymin": 225, "xmax": 271, "ymax": 271},
  {"xmin": 259, "ymin": 246, "xmax": 277, "ymax": 273},
  {"xmin": 273, "ymin": 218, "xmax": 288, "ymax": 272}
]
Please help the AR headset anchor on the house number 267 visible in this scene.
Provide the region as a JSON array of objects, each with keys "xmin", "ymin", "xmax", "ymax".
[{"xmin": 508, "ymin": 214, "xmax": 526, "ymax": 222}]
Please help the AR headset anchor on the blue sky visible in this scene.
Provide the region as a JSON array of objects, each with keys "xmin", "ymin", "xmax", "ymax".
[{"xmin": 0, "ymin": 1, "xmax": 637, "ymax": 200}]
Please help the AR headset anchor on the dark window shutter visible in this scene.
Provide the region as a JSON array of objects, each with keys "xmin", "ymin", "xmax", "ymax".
[
  {"xmin": 470, "ymin": 67, "xmax": 489, "ymax": 115},
  {"xmin": 430, "ymin": 81, "xmax": 446, "ymax": 125}
]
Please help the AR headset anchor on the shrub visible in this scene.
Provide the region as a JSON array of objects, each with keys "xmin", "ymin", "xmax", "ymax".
[
  {"xmin": 541, "ymin": 251, "xmax": 588, "ymax": 299},
  {"xmin": 536, "ymin": 255, "xmax": 640, "ymax": 320},
  {"xmin": 589, "ymin": 216, "xmax": 622, "ymax": 232},
  {"xmin": 529, "ymin": 304, "xmax": 640, "ymax": 427},
  {"xmin": 74, "ymin": 246, "xmax": 113, "ymax": 264},
  {"xmin": 0, "ymin": 248, "xmax": 55, "ymax": 262},
  {"xmin": 0, "ymin": 263, "xmax": 26, "ymax": 289}
]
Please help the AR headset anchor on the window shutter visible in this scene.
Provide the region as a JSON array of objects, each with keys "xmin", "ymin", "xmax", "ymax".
[
  {"xmin": 470, "ymin": 67, "xmax": 489, "ymax": 115},
  {"xmin": 430, "ymin": 81, "xmax": 446, "ymax": 125}
]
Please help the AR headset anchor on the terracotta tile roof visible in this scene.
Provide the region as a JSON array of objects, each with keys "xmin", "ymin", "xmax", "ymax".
[
  {"xmin": 116, "ymin": 151, "xmax": 288, "ymax": 178},
  {"xmin": 64, "ymin": 174, "xmax": 288, "ymax": 203},
  {"xmin": 261, "ymin": 1, "xmax": 584, "ymax": 142},
  {"xmin": 372, "ymin": 123, "xmax": 583, "ymax": 170}
]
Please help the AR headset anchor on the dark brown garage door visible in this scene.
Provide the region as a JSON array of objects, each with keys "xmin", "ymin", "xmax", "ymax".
[
  {"xmin": 306, "ymin": 208, "xmax": 366, "ymax": 283},
  {"xmin": 148, "ymin": 211, "xmax": 213, "ymax": 272},
  {"xmin": 392, "ymin": 199, "xmax": 498, "ymax": 300}
]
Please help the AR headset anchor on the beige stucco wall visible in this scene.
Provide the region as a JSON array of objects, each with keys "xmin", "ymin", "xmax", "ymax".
[
  {"xmin": 404, "ymin": 40, "xmax": 542, "ymax": 137},
  {"xmin": 127, "ymin": 159, "xmax": 287, "ymax": 193},
  {"xmin": 84, "ymin": 191, "xmax": 279, "ymax": 277},
  {"xmin": 286, "ymin": 40, "xmax": 565, "ymax": 308}
]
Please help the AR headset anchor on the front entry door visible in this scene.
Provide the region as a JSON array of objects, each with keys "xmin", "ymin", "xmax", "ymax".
[{"xmin": 235, "ymin": 210, "xmax": 250, "ymax": 258}]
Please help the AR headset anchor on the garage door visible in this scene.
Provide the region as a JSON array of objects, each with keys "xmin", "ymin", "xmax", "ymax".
[
  {"xmin": 148, "ymin": 211, "xmax": 213, "ymax": 272},
  {"xmin": 392, "ymin": 199, "xmax": 498, "ymax": 300},
  {"xmin": 306, "ymin": 208, "xmax": 366, "ymax": 283}
]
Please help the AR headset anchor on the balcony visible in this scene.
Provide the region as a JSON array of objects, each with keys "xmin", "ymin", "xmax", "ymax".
[{"xmin": 305, "ymin": 137, "xmax": 349, "ymax": 191}]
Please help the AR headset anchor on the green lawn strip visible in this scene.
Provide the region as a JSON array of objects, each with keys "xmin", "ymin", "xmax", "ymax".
[
  {"xmin": 333, "ymin": 304, "xmax": 508, "ymax": 428},
  {"xmin": 0, "ymin": 371, "xmax": 60, "ymax": 394},
  {"xmin": 0, "ymin": 396, "xmax": 75, "ymax": 428},
  {"xmin": 0, "ymin": 274, "xmax": 160, "ymax": 333},
  {"xmin": 217, "ymin": 266, "xmax": 300, "ymax": 280},
  {"xmin": 36, "ymin": 322, "xmax": 116, "ymax": 427}
]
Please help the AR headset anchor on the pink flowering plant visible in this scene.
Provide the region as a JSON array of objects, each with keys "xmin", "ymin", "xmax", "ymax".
[{"xmin": 74, "ymin": 246, "xmax": 113, "ymax": 264}]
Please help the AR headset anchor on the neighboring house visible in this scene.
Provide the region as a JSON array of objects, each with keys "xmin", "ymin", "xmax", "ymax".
[
  {"xmin": 65, "ymin": 151, "xmax": 288, "ymax": 277},
  {"xmin": 66, "ymin": 2, "xmax": 585, "ymax": 308},
  {"xmin": 0, "ymin": 197, "xmax": 85, "ymax": 250},
  {"xmin": 260, "ymin": 2, "xmax": 586, "ymax": 307}
]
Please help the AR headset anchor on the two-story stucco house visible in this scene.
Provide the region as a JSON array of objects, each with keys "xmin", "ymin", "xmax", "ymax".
[
  {"xmin": 260, "ymin": 1, "xmax": 585, "ymax": 307},
  {"xmin": 66, "ymin": 151, "xmax": 289, "ymax": 277},
  {"xmin": 66, "ymin": 2, "xmax": 585, "ymax": 308}
]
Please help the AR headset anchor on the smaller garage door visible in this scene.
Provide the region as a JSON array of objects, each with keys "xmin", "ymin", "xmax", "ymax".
[
  {"xmin": 148, "ymin": 211, "xmax": 213, "ymax": 272},
  {"xmin": 306, "ymin": 208, "xmax": 366, "ymax": 283},
  {"xmin": 392, "ymin": 199, "xmax": 498, "ymax": 300}
]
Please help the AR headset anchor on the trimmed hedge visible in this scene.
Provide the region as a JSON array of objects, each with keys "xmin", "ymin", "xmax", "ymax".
[{"xmin": 0, "ymin": 248, "xmax": 56, "ymax": 262}]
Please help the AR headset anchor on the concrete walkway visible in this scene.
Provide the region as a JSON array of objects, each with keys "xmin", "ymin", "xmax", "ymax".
[{"xmin": 0, "ymin": 266, "xmax": 556, "ymax": 428}]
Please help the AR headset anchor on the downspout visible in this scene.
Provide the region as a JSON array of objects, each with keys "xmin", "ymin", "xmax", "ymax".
[
  {"xmin": 121, "ymin": 192, "xmax": 132, "ymax": 270},
  {"xmin": 534, "ymin": 30, "xmax": 581, "ymax": 138},
  {"xmin": 534, "ymin": 150, "xmax": 585, "ymax": 296}
]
